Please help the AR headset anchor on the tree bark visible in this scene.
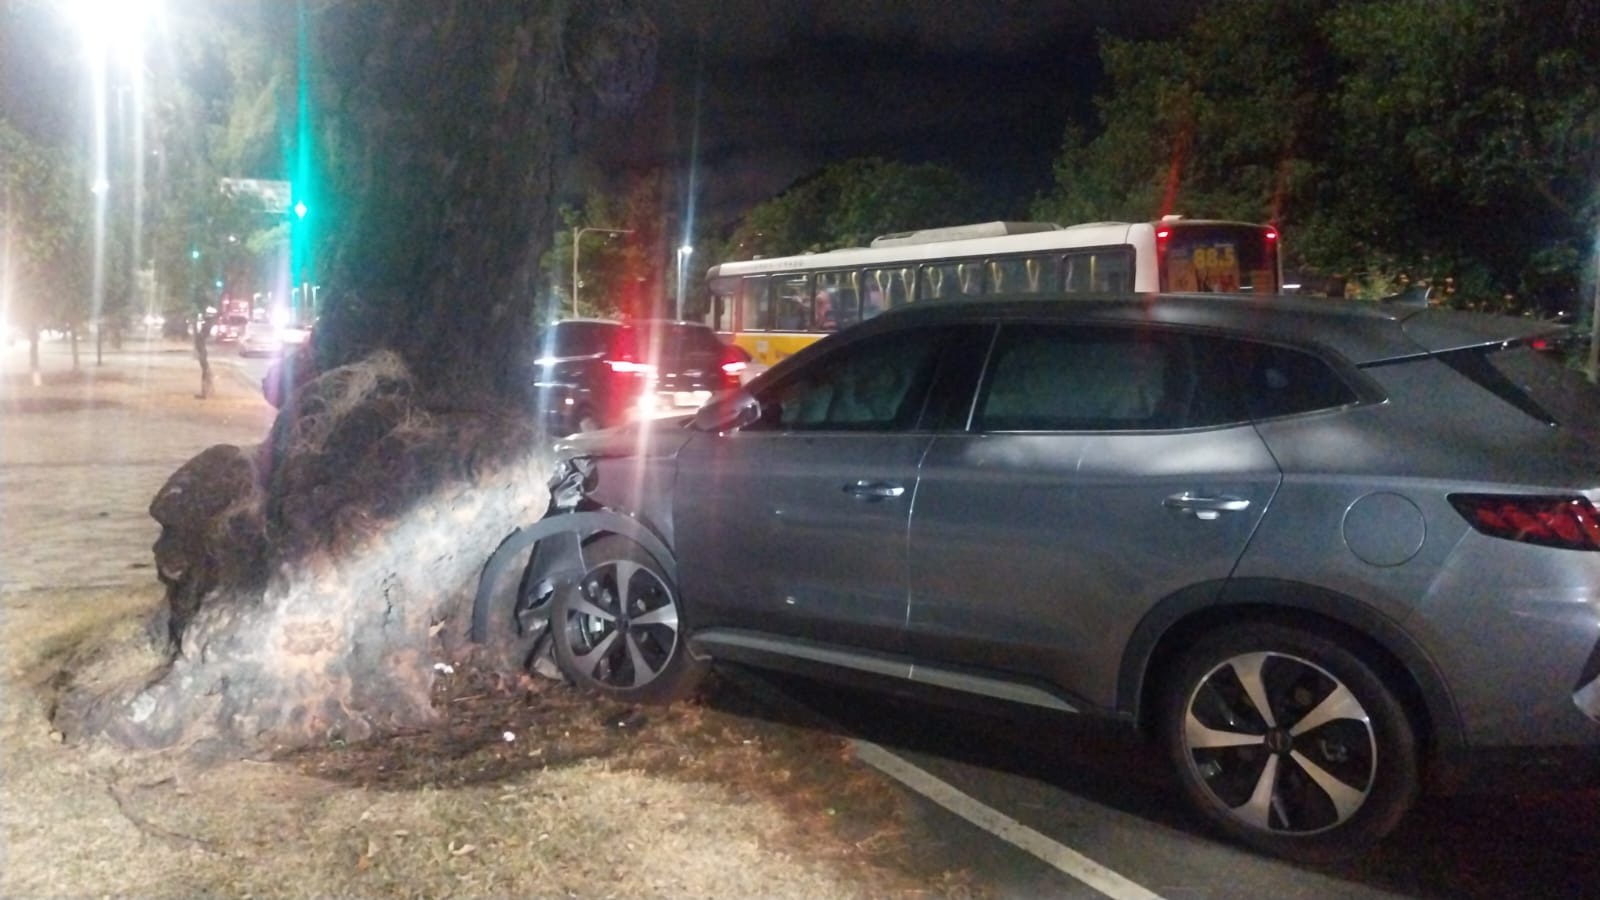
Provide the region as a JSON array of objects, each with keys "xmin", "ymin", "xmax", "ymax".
[
  {"xmin": 311, "ymin": 0, "xmax": 657, "ymax": 400},
  {"xmin": 28, "ymin": 330, "xmax": 41, "ymax": 387}
]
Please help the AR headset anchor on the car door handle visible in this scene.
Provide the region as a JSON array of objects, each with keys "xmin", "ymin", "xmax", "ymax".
[
  {"xmin": 844, "ymin": 480, "xmax": 906, "ymax": 501},
  {"xmin": 1163, "ymin": 492, "xmax": 1251, "ymax": 521}
]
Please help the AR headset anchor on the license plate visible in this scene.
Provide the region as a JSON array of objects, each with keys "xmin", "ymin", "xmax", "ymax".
[{"xmin": 673, "ymin": 391, "xmax": 712, "ymax": 407}]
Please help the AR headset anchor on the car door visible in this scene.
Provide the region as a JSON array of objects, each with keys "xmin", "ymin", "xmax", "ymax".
[
  {"xmin": 672, "ymin": 325, "xmax": 966, "ymax": 653},
  {"xmin": 906, "ymin": 322, "xmax": 1283, "ymax": 711}
]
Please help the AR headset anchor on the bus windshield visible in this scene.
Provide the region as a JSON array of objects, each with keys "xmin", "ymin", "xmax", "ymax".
[{"xmin": 1160, "ymin": 223, "xmax": 1279, "ymax": 293}]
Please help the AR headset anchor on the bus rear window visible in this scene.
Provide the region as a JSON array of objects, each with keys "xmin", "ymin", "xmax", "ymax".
[{"xmin": 1161, "ymin": 224, "xmax": 1278, "ymax": 293}]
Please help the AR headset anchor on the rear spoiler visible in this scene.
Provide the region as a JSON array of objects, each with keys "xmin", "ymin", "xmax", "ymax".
[{"xmin": 1397, "ymin": 307, "xmax": 1570, "ymax": 356}]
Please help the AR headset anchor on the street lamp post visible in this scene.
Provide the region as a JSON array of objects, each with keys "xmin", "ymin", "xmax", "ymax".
[
  {"xmin": 676, "ymin": 244, "xmax": 694, "ymax": 320},
  {"xmin": 571, "ymin": 225, "xmax": 632, "ymax": 317}
]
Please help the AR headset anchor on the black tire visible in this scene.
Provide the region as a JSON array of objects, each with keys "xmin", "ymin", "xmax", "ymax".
[
  {"xmin": 550, "ymin": 534, "xmax": 704, "ymax": 704},
  {"xmin": 1159, "ymin": 623, "xmax": 1419, "ymax": 862}
]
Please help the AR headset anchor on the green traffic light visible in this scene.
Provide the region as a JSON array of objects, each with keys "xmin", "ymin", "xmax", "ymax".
[
  {"xmin": 190, "ymin": 248, "xmax": 200, "ymax": 260},
  {"xmin": 294, "ymin": 201, "xmax": 308, "ymax": 219}
]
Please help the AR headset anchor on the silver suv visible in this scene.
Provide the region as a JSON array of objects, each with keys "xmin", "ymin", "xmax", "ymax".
[{"xmin": 477, "ymin": 294, "xmax": 1600, "ymax": 861}]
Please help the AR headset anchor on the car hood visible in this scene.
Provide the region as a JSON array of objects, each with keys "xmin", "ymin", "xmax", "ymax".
[{"xmin": 553, "ymin": 415, "xmax": 697, "ymax": 462}]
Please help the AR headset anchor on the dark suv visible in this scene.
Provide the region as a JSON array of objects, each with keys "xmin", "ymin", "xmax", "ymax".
[{"xmin": 531, "ymin": 318, "xmax": 748, "ymax": 435}]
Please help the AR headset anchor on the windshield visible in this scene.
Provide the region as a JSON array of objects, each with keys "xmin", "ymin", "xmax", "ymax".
[{"xmin": 1161, "ymin": 224, "xmax": 1279, "ymax": 293}]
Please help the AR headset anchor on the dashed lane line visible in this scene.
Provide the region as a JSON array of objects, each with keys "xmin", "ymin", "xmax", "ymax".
[{"xmin": 853, "ymin": 739, "xmax": 1167, "ymax": 900}]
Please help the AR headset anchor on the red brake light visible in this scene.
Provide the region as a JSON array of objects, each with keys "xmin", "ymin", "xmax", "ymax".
[
  {"xmin": 719, "ymin": 344, "xmax": 748, "ymax": 386},
  {"xmin": 1265, "ymin": 229, "xmax": 1279, "ymax": 242},
  {"xmin": 1155, "ymin": 228, "xmax": 1171, "ymax": 241},
  {"xmin": 1448, "ymin": 494, "xmax": 1600, "ymax": 551}
]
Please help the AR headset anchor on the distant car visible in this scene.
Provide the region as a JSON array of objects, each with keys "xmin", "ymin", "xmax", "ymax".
[
  {"xmin": 238, "ymin": 327, "xmax": 284, "ymax": 358},
  {"xmin": 530, "ymin": 318, "xmax": 748, "ymax": 436},
  {"xmin": 488, "ymin": 292, "xmax": 1600, "ymax": 862}
]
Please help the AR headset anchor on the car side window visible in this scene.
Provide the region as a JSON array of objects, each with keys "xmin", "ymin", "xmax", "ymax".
[
  {"xmin": 975, "ymin": 324, "xmax": 1238, "ymax": 432},
  {"xmin": 1232, "ymin": 341, "xmax": 1359, "ymax": 420},
  {"xmin": 748, "ymin": 327, "xmax": 953, "ymax": 432}
]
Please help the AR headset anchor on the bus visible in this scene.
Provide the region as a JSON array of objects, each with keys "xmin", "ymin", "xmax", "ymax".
[{"xmin": 704, "ymin": 216, "xmax": 1281, "ymax": 368}]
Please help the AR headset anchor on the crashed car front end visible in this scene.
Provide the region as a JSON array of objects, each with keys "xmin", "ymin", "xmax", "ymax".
[{"xmin": 468, "ymin": 417, "xmax": 693, "ymax": 652}]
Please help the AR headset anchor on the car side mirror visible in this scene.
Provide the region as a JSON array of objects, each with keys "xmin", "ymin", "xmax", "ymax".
[{"xmin": 691, "ymin": 390, "xmax": 761, "ymax": 432}]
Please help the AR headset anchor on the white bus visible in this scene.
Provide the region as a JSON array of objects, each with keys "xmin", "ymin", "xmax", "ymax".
[{"xmin": 705, "ymin": 216, "xmax": 1282, "ymax": 367}]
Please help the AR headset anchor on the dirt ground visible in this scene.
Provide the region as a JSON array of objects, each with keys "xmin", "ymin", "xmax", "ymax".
[{"xmin": 0, "ymin": 340, "xmax": 982, "ymax": 898}]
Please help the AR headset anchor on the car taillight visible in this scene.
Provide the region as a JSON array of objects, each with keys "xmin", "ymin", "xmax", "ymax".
[
  {"xmin": 719, "ymin": 346, "xmax": 749, "ymax": 387},
  {"xmin": 1448, "ymin": 493, "xmax": 1600, "ymax": 551}
]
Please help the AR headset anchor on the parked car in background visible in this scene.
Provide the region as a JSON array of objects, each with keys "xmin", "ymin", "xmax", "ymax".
[
  {"xmin": 487, "ymin": 292, "xmax": 1600, "ymax": 862},
  {"xmin": 530, "ymin": 318, "xmax": 749, "ymax": 436},
  {"xmin": 238, "ymin": 325, "xmax": 284, "ymax": 358}
]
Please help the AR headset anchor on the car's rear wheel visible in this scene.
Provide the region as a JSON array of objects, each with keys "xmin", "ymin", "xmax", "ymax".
[
  {"xmin": 551, "ymin": 535, "xmax": 704, "ymax": 704},
  {"xmin": 1160, "ymin": 623, "xmax": 1419, "ymax": 862}
]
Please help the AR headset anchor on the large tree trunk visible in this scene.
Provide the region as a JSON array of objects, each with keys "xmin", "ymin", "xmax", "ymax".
[
  {"xmin": 311, "ymin": 0, "xmax": 657, "ymax": 398},
  {"xmin": 56, "ymin": 0, "xmax": 660, "ymax": 757}
]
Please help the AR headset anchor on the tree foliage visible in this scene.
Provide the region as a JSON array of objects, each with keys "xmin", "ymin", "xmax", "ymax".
[
  {"xmin": 0, "ymin": 116, "xmax": 90, "ymax": 333},
  {"xmin": 98, "ymin": 3, "xmax": 287, "ymax": 333},
  {"xmin": 541, "ymin": 175, "xmax": 672, "ymax": 320},
  {"xmin": 1034, "ymin": 0, "xmax": 1600, "ymax": 311},
  {"xmin": 726, "ymin": 157, "xmax": 988, "ymax": 259}
]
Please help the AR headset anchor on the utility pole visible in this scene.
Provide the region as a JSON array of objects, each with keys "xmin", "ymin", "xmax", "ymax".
[
  {"xmin": 571, "ymin": 226, "xmax": 632, "ymax": 317},
  {"xmin": 1588, "ymin": 271, "xmax": 1599, "ymax": 383}
]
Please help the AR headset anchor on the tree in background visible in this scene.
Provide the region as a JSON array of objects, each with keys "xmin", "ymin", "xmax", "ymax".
[
  {"xmin": 1318, "ymin": 0, "xmax": 1599, "ymax": 312},
  {"xmin": 726, "ymin": 158, "xmax": 991, "ymax": 259},
  {"xmin": 1034, "ymin": 0, "xmax": 1600, "ymax": 312},
  {"xmin": 0, "ymin": 117, "xmax": 90, "ymax": 382},
  {"xmin": 542, "ymin": 175, "xmax": 671, "ymax": 320}
]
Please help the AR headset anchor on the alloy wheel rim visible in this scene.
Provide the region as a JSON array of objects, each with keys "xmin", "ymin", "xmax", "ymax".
[
  {"xmin": 563, "ymin": 558, "xmax": 681, "ymax": 689},
  {"xmin": 1183, "ymin": 651, "xmax": 1377, "ymax": 835}
]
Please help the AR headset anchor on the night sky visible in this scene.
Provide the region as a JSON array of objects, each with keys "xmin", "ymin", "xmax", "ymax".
[{"xmin": 585, "ymin": 0, "xmax": 1201, "ymax": 225}]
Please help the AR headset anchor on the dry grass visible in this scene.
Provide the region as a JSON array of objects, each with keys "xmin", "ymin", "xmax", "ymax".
[{"xmin": 1, "ymin": 586, "xmax": 986, "ymax": 898}]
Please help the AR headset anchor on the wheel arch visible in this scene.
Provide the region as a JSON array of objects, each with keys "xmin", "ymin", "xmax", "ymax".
[
  {"xmin": 1118, "ymin": 579, "xmax": 1465, "ymax": 771},
  {"xmin": 470, "ymin": 509, "xmax": 676, "ymax": 644}
]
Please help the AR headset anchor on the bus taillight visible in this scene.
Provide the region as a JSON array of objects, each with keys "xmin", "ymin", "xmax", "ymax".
[{"xmin": 1265, "ymin": 228, "xmax": 1279, "ymax": 242}]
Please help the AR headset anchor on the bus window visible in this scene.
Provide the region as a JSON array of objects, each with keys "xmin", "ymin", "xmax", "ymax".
[
  {"xmin": 1063, "ymin": 250, "xmax": 1133, "ymax": 293},
  {"xmin": 986, "ymin": 255, "xmax": 1058, "ymax": 294},
  {"xmin": 1161, "ymin": 224, "xmax": 1278, "ymax": 292},
  {"xmin": 708, "ymin": 277, "xmax": 736, "ymax": 332},
  {"xmin": 815, "ymin": 270, "xmax": 862, "ymax": 331},
  {"xmin": 920, "ymin": 261, "xmax": 984, "ymax": 300},
  {"xmin": 773, "ymin": 273, "xmax": 811, "ymax": 331},
  {"xmin": 863, "ymin": 266, "xmax": 914, "ymax": 317},
  {"xmin": 740, "ymin": 275, "xmax": 771, "ymax": 331}
]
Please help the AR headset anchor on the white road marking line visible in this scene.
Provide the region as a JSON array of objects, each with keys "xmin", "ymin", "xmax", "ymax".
[{"xmin": 852, "ymin": 739, "xmax": 1167, "ymax": 900}]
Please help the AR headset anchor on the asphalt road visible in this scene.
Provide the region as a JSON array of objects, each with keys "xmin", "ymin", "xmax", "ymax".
[{"xmin": 728, "ymin": 667, "xmax": 1599, "ymax": 900}]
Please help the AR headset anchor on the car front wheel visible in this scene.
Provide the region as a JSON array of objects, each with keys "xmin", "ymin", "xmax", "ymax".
[
  {"xmin": 1160, "ymin": 623, "xmax": 1419, "ymax": 862},
  {"xmin": 551, "ymin": 535, "xmax": 705, "ymax": 705}
]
